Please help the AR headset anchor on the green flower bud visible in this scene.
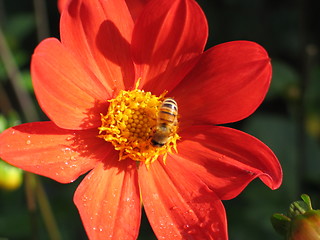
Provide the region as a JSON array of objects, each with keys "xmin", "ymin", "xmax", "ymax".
[
  {"xmin": 272, "ymin": 194, "xmax": 320, "ymax": 240},
  {"xmin": 288, "ymin": 209, "xmax": 320, "ymax": 240}
]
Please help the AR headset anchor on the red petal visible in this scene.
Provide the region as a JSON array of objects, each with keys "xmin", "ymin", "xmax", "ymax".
[
  {"xmin": 0, "ymin": 122, "xmax": 109, "ymax": 183},
  {"xmin": 132, "ymin": 0, "xmax": 208, "ymax": 95},
  {"xmin": 32, "ymin": 38, "xmax": 110, "ymax": 130},
  {"xmin": 58, "ymin": 0, "xmax": 69, "ymax": 13},
  {"xmin": 61, "ymin": 0, "xmax": 135, "ymax": 91},
  {"xmin": 139, "ymin": 160, "xmax": 228, "ymax": 240},
  {"xmin": 178, "ymin": 125, "xmax": 283, "ymax": 200},
  {"xmin": 172, "ymin": 41, "xmax": 272, "ymax": 126},
  {"xmin": 74, "ymin": 159, "xmax": 141, "ymax": 240},
  {"xmin": 125, "ymin": 0, "xmax": 150, "ymax": 22}
]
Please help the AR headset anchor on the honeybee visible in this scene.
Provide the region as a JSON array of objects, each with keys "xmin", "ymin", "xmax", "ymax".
[{"xmin": 151, "ymin": 98, "xmax": 178, "ymax": 147}]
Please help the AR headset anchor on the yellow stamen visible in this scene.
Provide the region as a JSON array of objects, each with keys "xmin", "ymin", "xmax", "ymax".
[{"xmin": 98, "ymin": 81, "xmax": 180, "ymax": 167}]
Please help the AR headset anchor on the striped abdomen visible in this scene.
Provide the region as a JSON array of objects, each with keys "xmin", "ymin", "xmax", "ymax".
[
  {"xmin": 151, "ymin": 98, "xmax": 178, "ymax": 147},
  {"xmin": 157, "ymin": 98, "xmax": 178, "ymax": 126}
]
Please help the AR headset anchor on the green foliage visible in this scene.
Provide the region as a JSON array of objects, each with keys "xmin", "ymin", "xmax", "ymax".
[
  {"xmin": 4, "ymin": 13, "xmax": 35, "ymax": 40},
  {"xmin": 267, "ymin": 60, "xmax": 299, "ymax": 101}
]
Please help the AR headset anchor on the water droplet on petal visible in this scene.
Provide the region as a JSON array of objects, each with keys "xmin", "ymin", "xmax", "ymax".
[
  {"xmin": 170, "ymin": 206, "xmax": 178, "ymax": 211},
  {"xmin": 26, "ymin": 140, "xmax": 31, "ymax": 145},
  {"xmin": 187, "ymin": 229, "xmax": 196, "ymax": 234},
  {"xmin": 211, "ymin": 222, "xmax": 220, "ymax": 232}
]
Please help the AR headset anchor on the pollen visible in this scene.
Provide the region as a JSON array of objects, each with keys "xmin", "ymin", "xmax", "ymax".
[{"xmin": 98, "ymin": 83, "xmax": 180, "ymax": 167}]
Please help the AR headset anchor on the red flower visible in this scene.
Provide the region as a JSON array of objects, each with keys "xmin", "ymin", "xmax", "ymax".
[
  {"xmin": 0, "ymin": 0, "xmax": 282, "ymax": 239},
  {"xmin": 57, "ymin": 0, "xmax": 68, "ymax": 12}
]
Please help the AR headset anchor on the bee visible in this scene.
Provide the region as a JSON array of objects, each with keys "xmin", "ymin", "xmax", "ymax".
[{"xmin": 151, "ymin": 98, "xmax": 178, "ymax": 147}]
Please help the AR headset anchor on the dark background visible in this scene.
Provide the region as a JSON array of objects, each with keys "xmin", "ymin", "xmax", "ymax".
[{"xmin": 0, "ymin": 0, "xmax": 320, "ymax": 239}]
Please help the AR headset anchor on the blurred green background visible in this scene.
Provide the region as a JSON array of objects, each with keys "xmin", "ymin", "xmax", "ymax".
[{"xmin": 0, "ymin": 0, "xmax": 320, "ymax": 239}]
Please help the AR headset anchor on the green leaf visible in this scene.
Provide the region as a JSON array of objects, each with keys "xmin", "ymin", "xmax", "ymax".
[
  {"xmin": 271, "ymin": 213, "xmax": 291, "ymax": 236},
  {"xmin": 301, "ymin": 194, "xmax": 313, "ymax": 210}
]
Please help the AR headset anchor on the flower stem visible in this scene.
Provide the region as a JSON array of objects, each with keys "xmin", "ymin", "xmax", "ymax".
[
  {"xmin": 25, "ymin": 173, "xmax": 62, "ymax": 240},
  {"xmin": 33, "ymin": 0, "xmax": 50, "ymax": 41},
  {"xmin": 35, "ymin": 176, "xmax": 62, "ymax": 240},
  {"xmin": 0, "ymin": 27, "xmax": 38, "ymax": 122},
  {"xmin": 24, "ymin": 173, "xmax": 38, "ymax": 240}
]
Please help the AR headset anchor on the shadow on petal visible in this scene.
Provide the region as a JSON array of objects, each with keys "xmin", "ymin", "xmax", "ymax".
[
  {"xmin": 96, "ymin": 20, "xmax": 135, "ymax": 90},
  {"xmin": 77, "ymin": 100, "xmax": 109, "ymax": 130}
]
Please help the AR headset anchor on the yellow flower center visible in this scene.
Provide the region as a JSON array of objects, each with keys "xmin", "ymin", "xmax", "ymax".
[{"xmin": 98, "ymin": 83, "xmax": 180, "ymax": 167}]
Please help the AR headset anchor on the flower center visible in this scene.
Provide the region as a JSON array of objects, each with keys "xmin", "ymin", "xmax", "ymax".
[{"xmin": 98, "ymin": 84, "xmax": 180, "ymax": 166}]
